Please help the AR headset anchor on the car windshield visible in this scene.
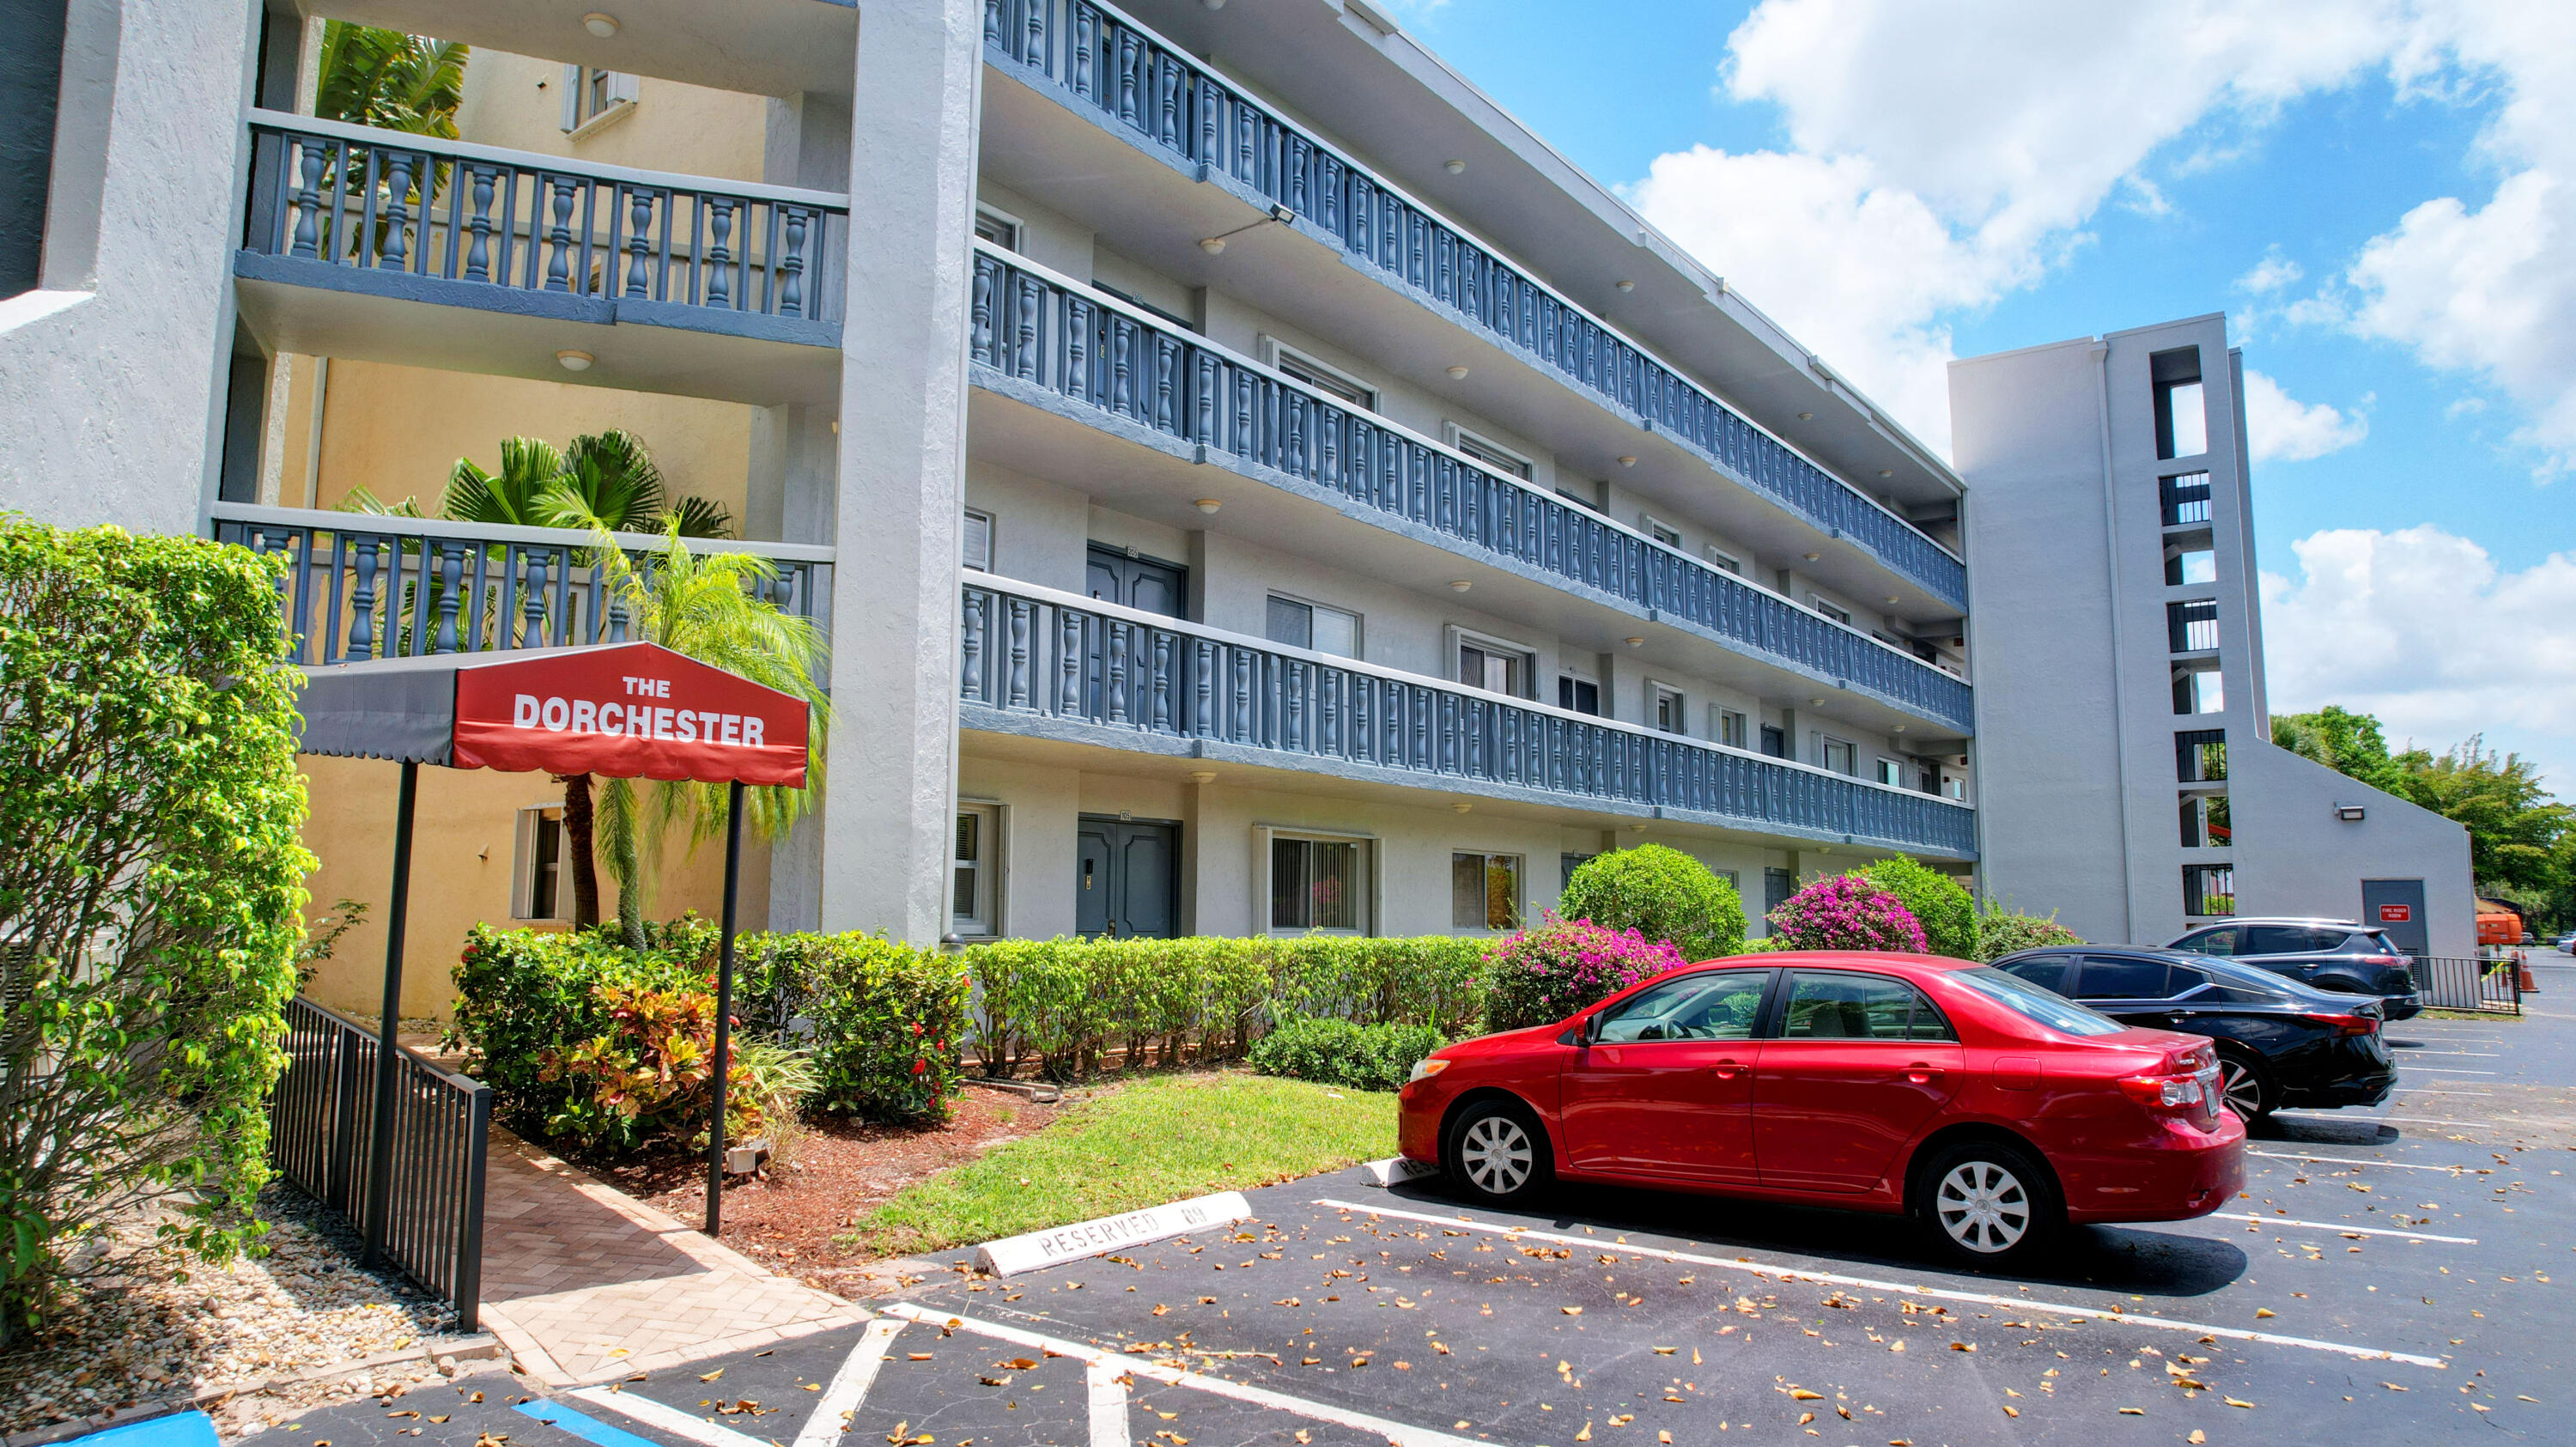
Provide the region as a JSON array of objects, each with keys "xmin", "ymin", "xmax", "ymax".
[{"xmin": 1951, "ymin": 967, "xmax": 2128, "ymax": 1036}]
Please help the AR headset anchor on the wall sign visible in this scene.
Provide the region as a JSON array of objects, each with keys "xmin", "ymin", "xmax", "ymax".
[{"xmin": 2379, "ymin": 904, "xmax": 2413, "ymax": 923}]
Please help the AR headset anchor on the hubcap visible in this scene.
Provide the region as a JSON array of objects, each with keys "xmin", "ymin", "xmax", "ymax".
[
  {"xmin": 1935, "ymin": 1159, "xmax": 2031, "ymax": 1254},
  {"xmin": 2219, "ymin": 1059, "xmax": 2264, "ymax": 1119},
  {"xmin": 1460, "ymin": 1115, "xmax": 1534, "ymax": 1195}
]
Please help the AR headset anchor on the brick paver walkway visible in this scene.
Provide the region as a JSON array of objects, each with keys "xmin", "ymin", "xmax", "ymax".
[{"xmin": 477, "ymin": 1130, "xmax": 868, "ymax": 1385}]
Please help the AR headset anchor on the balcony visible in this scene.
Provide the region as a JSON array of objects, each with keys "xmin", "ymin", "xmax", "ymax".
[
  {"xmin": 960, "ymin": 575, "xmax": 1976, "ymax": 858},
  {"xmin": 978, "ymin": 0, "xmax": 1966, "ymax": 612},
  {"xmin": 970, "ymin": 245, "xmax": 1974, "ymax": 736},
  {"xmin": 232, "ymin": 113, "xmax": 849, "ymax": 404},
  {"xmin": 209, "ymin": 503, "xmax": 834, "ymax": 667}
]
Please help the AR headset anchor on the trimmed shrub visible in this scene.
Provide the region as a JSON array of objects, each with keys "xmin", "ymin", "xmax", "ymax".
[
  {"xmin": 1249, "ymin": 1019, "xmax": 1447, "ymax": 1092},
  {"xmin": 1768, "ymin": 875, "xmax": 1929, "ymax": 952},
  {"xmin": 739, "ymin": 932, "xmax": 971, "ymax": 1124},
  {"xmin": 1482, "ymin": 915, "xmax": 1688, "ymax": 1031},
  {"xmin": 1974, "ymin": 909, "xmax": 2084, "ymax": 961},
  {"xmin": 448, "ymin": 921, "xmax": 712, "ymax": 1135},
  {"xmin": 0, "ymin": 521, "xmax": 312, "ymax": 1337},
  {"xmin": 537, "ymin": 982, "xmax": 776, "ymax": 1152},
  {"xmin": 1557, "ymin": 845, "xmax": 1747, "ymax": 959},
  {"xmin": 1855, "ymin": 857, "xmax": 1978, "ymax": 959}
]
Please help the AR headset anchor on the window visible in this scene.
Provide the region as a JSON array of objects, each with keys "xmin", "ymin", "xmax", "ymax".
[
  {"xmin": 560, "ymin": 66, "xmax": 639, "ymax": 135},
  {"xmin": 2151, "ymin": 348, "xmax": 2207, "ymax": 459},
  {"xmin": 1953, "ymin": 968, "xmax": 2125, "ymax": 1036},
  {"xmin": 1446, "ymin": 424, "xmax": 1534, "ymax": 480},
  {"xmin": 1643, "ymin": 515, "xmax": 1682, "ymax": 549},
  {"xmin": 2165, "ymin": 544, "xmax": 2216, "ymax": 586},
  {"xmin": 953, "ymin": 804, "xmax": 1000, "ymax": 937},
  {"xmin": 2243, "ymin": 924, "xmax": 2342, "ymax": 955},
  {"xmin": 2159, "ymin": 472, "xmax": 2214, "ymax": 526},
  {"xmin": 1266, "ymin": 594, "xmax": 1360, "ymax": 659},
  {"xmin": 2183, "ymin": 863, "xmax": 2236, "ymax": 918},
  {"xmin": 510, "ymin": 806, "xmax": 572, "ymax": 922},
  {"xmin": 2176, "ymin": 729, "xmax": 2227, "ymax": 782},
  {"xmin": 974, "ymin": 204, "xmax": 1023, "ymax": 251},
  {"xmin": 1096, "ymin": 281, "xmax": 1194, "ymax": 331},
  {"xmin": 2075, "ymin": 956, "xmax": 2172, "ymax": 1000},
  {"xmin": 1557, "ymin": 674, "xmax": 1601, "ymax": 715},
  {"xmin": 1820, "ymin": 738, "xmax": 1856, "ymax": 775},
  {"xmin": 1810, "ymin": 595, "xmax": 1854, "ymax": 627},
  {"xmin": 1271, "ymin": 834, "xmax": 1368, "ymax": 933},
  {"xmin": 1454, "ymin": 629, "xmax": 1534, "ymax": 697},
  {"xmin": 2172, "ymin": 666, "xmax": 2224, "ymax": 715},
  {"xmin": 1943, "ymin": 775, "xmax": 1966, "ymax": 801},
  {"xmin": 1649, "ymin": 683, "xmax": 1686, "ymax": 735},
  {"xmin": 1715, "ymin": 708, "xmax": 1748, "ymax": 749},
  {"xmin": 1705, "ymin": 547, "xmax": 1743, "ymax": 576},
  {"xmin": 2166, "ymin": 599, "xmax": 2220, "ymax": 652},
  {"xmin": 1779, "ymin": 972, "xmax": 1955, "ymax": 1042},
  {"xmin": 962, "ymin": 508, "xmax": 993, "ymax": 571},
  {"xmin": 2171, "ymin": 926, "xmax": 2237, "ymax": 957},
  {"xmin": 1874, "ymin": 757, "xmax": 1905, "ymax": 787},
  {"xmin": 1592, "ymin": 970, "xmax": 1770, "ymax": 1043},
  {"xmin": 1451, "ymin": 851, "xmax": 1522, "ymax": 932},
  {"xmin": 1557, "ymin": 485, "xmax": 1605, "ymax": 514},
  {"xmin": 2178, "ymin": 792, "xmax": 2232, "ymax": 848},
  {"xmin": 1265, "ymin": 340, "xmax": 1376, "ymax": 410},
  {"xmin": 1996, "ymin": 953, "xmax": 2075, "ymax": 995}
]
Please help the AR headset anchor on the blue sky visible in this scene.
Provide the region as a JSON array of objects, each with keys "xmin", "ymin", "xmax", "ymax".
[{"xmin": 1387, "ymin": 0, "xmax": 2576, "ymax": 788}]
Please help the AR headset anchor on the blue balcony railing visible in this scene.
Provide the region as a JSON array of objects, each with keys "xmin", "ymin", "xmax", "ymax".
[
  {"xmin": 971, "ymin": 246, "xmax": 1972, "ymax": 733},
  {"xmin": 982, "ymin": 0, "xmax": 1965, "ymax": 610},
  {"xmin": 237, "ymin": 112, "xmax": 848, "ymax": 343},
  {"xmin": 961, "ymin": 576, "xmax": 1976, "ymax": 857}
]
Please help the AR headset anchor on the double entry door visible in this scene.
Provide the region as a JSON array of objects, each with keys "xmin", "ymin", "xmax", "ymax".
[{"xmin": 1075, "ymin": 816, "xmax": 1178, "ymax": 939}]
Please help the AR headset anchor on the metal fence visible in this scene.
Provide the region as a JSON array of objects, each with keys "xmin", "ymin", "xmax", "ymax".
[
  {"xmin": 270, "ymin": 997, "xmax": 491, "ymax": 1329},
  {"xmin": 2409, "ymin": 957, "xmax": 2523, "ymax": 1016}
]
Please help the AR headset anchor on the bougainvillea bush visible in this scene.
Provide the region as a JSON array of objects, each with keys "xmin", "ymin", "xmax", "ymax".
[
  {"xmin": 1767, "ymin": 875, "xmax": 1930, "ymax": 952},
  {"xmin": 1482, "ymin": 915, "xmax": 1688, "ymax": 1031}
]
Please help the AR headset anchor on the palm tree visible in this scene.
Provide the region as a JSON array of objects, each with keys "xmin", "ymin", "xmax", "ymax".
[
  {"xmin": 444, "ymin": 430, "xmax": 733, "ymax": 539},
  {"xmin": 573, "ymin": 522, "xmax": 833, "ymax": 947},
  {"xmin": 316, "ymin": 23, "xmax": 468, "ymax": 137}
]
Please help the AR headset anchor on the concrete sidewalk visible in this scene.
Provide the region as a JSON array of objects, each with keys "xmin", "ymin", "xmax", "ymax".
[{"xmin": 475, "ymin": 1130, "xmax": 868, "ymax": 1385}]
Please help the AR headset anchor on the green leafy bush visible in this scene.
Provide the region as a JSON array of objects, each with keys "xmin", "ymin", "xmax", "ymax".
[
  {"xmin": 1854, "ymin": 857, "xmax": 1978, "ymax": 959},
  {"xmin": 448, "ymin": 921, "xmax": 712, "ymax": 1135},
  {"xmin": 0, "ymin": 520, "xmax": 312, "ymax": 1339},
  {"xmin": 1558, "ymin": 845, "xmax": 1747, "ymax": 959},
  {"xmin": 1973, "ymin": 909, "xmax": 2084, "ymax": 960},
  {"xmin": 1249, "ymin": 1019, "xmax": 1447, "ymax": 1092},
  {"xmin": 538, "ymin": 982, "xmax": 772, "ymax": 1152},
  {"xmin": 740, "ymin": 932, "xmax": 970, "ymax": 1125},
  {"xmin": 1482, "ymin": 915, "xmax": 1688, "ymax": 1031}
]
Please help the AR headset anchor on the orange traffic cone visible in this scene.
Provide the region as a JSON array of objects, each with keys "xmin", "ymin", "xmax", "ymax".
[{"xmin": 2518, "ymin": 951, "xmax": 2540, "ymax": 994}]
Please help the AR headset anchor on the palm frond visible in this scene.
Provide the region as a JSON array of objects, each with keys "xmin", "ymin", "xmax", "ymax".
[{"xmin": 334, "ymin": 485, "xmax": 427, "ymax": 517}]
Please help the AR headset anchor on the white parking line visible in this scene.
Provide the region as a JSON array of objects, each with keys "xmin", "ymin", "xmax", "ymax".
[
  {"xmin": 568, "ymin": 1388, "xmax": 768, "ymax": 1447},
  {"xmin": 2276, "ymin": 1111, "xmax": 2484, "ymax": 1128},
  {"xmin": 881, "ymin": 1303, "xmax": 1485, "ymax": 1447},
  {"xmin": 2395, "ymin": 1088, "xmax": 2495, "ymax": 1097},
  {"xmin": 793, "ymin": 1316, "xmax": 905, "ymax": 1447},
  {"xmin": 1084, "ymin": 1357, "xmax": 1130, "ymax": 1447},
  {"xmin": 2399, "ymin": 1050, "xmax": 2501, "ymax": 1057},
  {"xmin": 2208, "ymin": 1212, "xmax": 2476, "ymax": 1244},
  {"xmin": 2398, "ymin": 1067, "xmax": 2499, "ymax": 1075},
  {"xmin": 1312, "ymin": 1197, "xmax": 2445, "ymax": 1369},
  {"xmin": 2249, "ymin": 1150, "xmax": 2480, "ymax": 1172}
]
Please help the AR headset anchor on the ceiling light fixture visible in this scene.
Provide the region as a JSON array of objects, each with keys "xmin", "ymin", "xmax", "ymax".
[
  {"xmin": 1190, "ymin": 769, "xmax": 1218, "ymax": 783},
  {"xmin": 1615, "ymin": 280, "xmax": 1635, "ymax": 292},
  {"xmin": 1625, "ymin": 636, "xmax": 1645, "ymax": 648},
  {"xmin": 1194, "ymin": 498, "xmax": 1221, "ymax": 514},
  {"xmin": 1198, "ymin": 237, "xmax": 1226, "ymax": 254},
  {"xmin": 1886, "ymin": 596, "xmax": 1900, "ymax": 605},
  {"xmin": 1796, "ymin": 410, "xmax": 1814, "ymax": 421},
  {"xmin": 1452, "ymin": 800, "xmax": 1473, "ymax": 813},
  {"xmin": 1616, "ymin": 455, "xmax": 1637, "ymax": 467},
  {"xmin": 1446, "ymin": 364, "xmax": 1470, "ymax": 380},
  {"xmin": 1878, "ymin": 468, "xmax": 1894, "ymax": 477},
  {"xmin": 1802, "ymin": 551, "xmax": 1820, "ymax": 562},
  {"xmin": 581, "ymin": 12, "xmax": 621, "ymax": 38},
  {"xmin": 1448, "ymin": 579, "xmax": 1473, "ymax": 592},
  {"xmin": 1891, "ymin": 724, "xmax": 1907, "ymax": 733},
  {"xmin": 1444, "ymin": 159, "xmax": 1466, "ymax": 174},
  {"xmin": 556, "ymin": 349, "xmax": 594, "ymax": 372}
]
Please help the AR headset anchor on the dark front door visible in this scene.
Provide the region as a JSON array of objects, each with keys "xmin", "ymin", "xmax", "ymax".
[
  {"xmin": 1076, "ymin": 817, "xmax": 1179, "ymax": 939},
  {"xmin": 1086, "ymin": 544, "xmax": 1188, "ymax": 618},
  {"xmin": 2360, "ymin": 879, "xmax": 2428, "ymax": 957}
]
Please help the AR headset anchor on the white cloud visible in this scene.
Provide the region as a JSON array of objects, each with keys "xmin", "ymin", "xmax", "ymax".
[
  {"xmin": 2240, "ymin": 369, "xmax": 2369, "ymax": 462},
  {"xmin": 2263, "ymin": 525, "xmax": 2576, "ymax": 790},
  {"xmin": 2236, "ymin": 247, "xmax": 2306, "ymax": 295}
]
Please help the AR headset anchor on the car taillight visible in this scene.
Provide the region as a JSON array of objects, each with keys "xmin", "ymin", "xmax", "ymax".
[
  {"xmin": 2122, "ymin": 1048, "xmax": 2220, "ymax": 1116},
  {"xmin": 2310, "ymin": 1012, "xmax": 2379, "ymax": 1037}
]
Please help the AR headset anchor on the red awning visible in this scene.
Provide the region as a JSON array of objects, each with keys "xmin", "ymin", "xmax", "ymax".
[{"xmin": 298, "ymin": 642, "xmax": 810, "ymax": 787}]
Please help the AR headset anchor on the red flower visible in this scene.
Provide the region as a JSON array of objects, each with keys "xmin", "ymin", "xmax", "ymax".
[
  {"xmin": 910, "ymin": 1020, "xmax": 923, "ymax": 1036},
  {"xmin": 911, "ymin": 1059, "xmax": 927, "ymax": 1074}
]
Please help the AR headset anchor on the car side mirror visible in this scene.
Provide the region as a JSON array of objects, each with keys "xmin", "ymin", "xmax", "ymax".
[{"xmin": 1561, "ymin": 1013, "xmax": 1598, "ymax": 1047}]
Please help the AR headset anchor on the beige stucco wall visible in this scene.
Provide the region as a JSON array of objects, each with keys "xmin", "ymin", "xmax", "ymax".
[
  {"xmin": 450, "ymin": 49, "xmax": 769, "ymax": 185},
  {"xmin": 299, "ymin": 756, "xmax": 773, "ymax": 1022}
]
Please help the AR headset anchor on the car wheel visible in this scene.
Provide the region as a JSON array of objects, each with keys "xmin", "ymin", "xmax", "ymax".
[
  {"xmin": 2215, "ymin": 1049, "xmax": 2274, "ymax": 1122},
  {"xmin": 1445, "ymin": 1098, "xmax": 1552, "ymax": 1206},
  {"xmin": 1917, "ymin": 1140, "xmax": 2061, "ymax": 1267}
]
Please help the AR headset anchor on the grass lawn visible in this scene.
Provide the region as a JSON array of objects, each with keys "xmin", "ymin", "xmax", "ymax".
[{"xmin": 846, "ymin": 1071, "xmax": 1398, "ymax": 1258}]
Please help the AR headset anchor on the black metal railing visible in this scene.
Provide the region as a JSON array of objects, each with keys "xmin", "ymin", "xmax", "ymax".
[
  {"xmin": 2408, "ymin": 957, "xmax": 2523, "ymax": 1016},
  {"xmin": 270, "ymin": 997, "xmax": 490, "ymax": 1328}
]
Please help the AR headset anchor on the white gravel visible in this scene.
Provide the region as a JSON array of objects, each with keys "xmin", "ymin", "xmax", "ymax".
[{"xmin": 0, "ymin": 1186, "xmax": 465, "ymax": 1440}]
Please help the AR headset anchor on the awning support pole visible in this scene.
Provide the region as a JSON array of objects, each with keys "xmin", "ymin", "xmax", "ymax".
[
  {"xmin": 705, "ymin": 779, "xmax": 747, "ymax": 1237},
  {"xmin": 362, "ymin": 759, "xmax": 418, "ymax": 1267}
]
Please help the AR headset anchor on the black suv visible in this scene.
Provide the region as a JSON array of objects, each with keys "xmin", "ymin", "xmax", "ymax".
[{"xmin": 2166, "ymin": 918, "xmax": 2422, "ymax": 1020}]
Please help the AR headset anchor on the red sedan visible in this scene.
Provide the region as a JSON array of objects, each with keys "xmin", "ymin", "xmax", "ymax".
[{"xmin": 1397, "ymin": 952, "xmax": 2245, "ymax": 1264}]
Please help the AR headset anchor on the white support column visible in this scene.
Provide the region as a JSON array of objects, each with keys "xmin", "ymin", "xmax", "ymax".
[{"xmin": 815, "ymin": 0, "xmax": 984, "ymax": 941}]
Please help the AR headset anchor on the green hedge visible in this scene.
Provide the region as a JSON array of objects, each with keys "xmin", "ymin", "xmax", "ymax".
[
  {"xmin": 966, "ymin": 934, "xmax": 1489, "ymax": 1083},
  {"xmin": 449, "ymin": 919, "xmax": 715, "ymax": 1135},
  {"xmin": 1249, "ymin": 1019, "xmax": 1446, "ymax": 1092},
  {"xmin": 740, "ymin": 932, "xmax": 971, "ymax": 1125}
]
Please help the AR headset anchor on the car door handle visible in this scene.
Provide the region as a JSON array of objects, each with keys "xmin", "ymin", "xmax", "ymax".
[
  {"xmin": 1905, "ymin": 1062, "xmax": 1946, "ymax": 1085},
  {"xmin": 1707, "ymin": 1059, "xmax": 1747, "ymax": 1080}
]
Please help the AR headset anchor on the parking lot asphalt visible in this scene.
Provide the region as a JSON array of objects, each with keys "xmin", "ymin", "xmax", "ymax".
[{"xmin": 276, "ymin": 961, "xmax": 2576, "ymax": 1447}]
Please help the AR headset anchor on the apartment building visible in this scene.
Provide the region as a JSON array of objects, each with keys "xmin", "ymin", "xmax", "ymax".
[
  {"xmin": 3, "ymin": 0, "xmax": 1980, "ymax": 1012},
  {"xmin": 1950, "ymin": 314, "xmax": 2474, "ymax": 957}
]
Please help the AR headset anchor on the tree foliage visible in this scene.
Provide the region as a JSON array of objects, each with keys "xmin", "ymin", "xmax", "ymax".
[
  {"xmin": 2272, "ymin": 706, "xmax": 2412, "ymax": 796},
  {"xmin": 2278, "ymin": 705, "xmax": 2570, "ymax": 895},
  {"xmin": 0, "ymin": 520, "xmax": 310, "ymax": 1339},
  {"xmin": 315, "ymin": 22, "xmax": 468, "ymax": 137},
  {"xmin": 1557, "ymin": 845, "xmax": 1747, "ymax": 960}
]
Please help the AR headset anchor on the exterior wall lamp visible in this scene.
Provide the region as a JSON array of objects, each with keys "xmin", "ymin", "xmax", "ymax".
[{"xmin": 2336, "ymin": 804, "xmax": 2366, "ymax": 822}]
